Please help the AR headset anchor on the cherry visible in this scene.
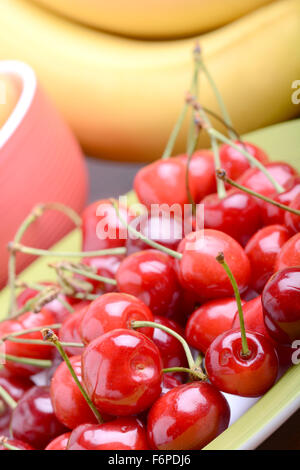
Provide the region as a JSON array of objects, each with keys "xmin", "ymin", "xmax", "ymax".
[
  {"xmin": 78, "ymin": 255, "xmax": 124, "ymax": 293},
  {"xmin": 116, "ymin": 249, "xmax": 182, "ymax": 317},
  {"xmin": 126, "ymin": 212, "xmax": 184, "ymax": 256},
  {"xmin": 179, "ymin": 150, "xmax": 216, "ymax": 202},
  {"xmin": 10, "ymin": 385, "xmax": 67, "ymax": 449},
  {"xmin": 219, "ymin": 141, "xmax": 269, "ymax": 181},
  {"xmin": 45, "ymin": 432, "xmax": 71, "ymax": 450},
  {"xmin": 161, "ymin": 374, "xmax": 182, "ymax": 395},
  {"xmin": 201, "ymin": 190, "xmax": 261, "ymax": 246},
  {"xmin": 285, "ymin": 192, "xmax": 300, "ymax": 234},
  {"xmin": 176, "ymin": 229, "xmax": 251, "ymax": 301},
  {"xmin": 68, "ymin": 418, "xmax": 149, "ymax": 450},
  {"xmin": 147, "ymin": 382, "xmax": 230, "ymax": 450},
  {"xmin": 0, "ymin": 309, "xmax": 55, "ymax": 377},
  {"xmin": 262, "ymin": 267, "xmax": 300, "ymax": 344},
  {"xmin": 260, "ymin": 176, "xmax": 300, "ymax": 226},
  {"xmin": 150, "ymin": 315, "xmax": 188, "ymax": 379},
  {"xmin": 50, "ymin": 355, "xmax": 98, "ymax": 429},
  {"xmin": 275, "ymin": 233, "xmax": 300, "ymax": 270},
  {"xmin": 0, "ymin": 403, "xmax": 11, "ymax": 437},
  {"xmin": 0, "ymin": 368, "xmax": 33, "ymax": 402},
  {"xmin": 0, "ymin": 438, "xmax": 35, "ymax": 450},
  {"xmin": 58, "ymin": 307, "xmax": 87, "ymax": 356},
  {"xmin": 82, "ymin": 199, "xmax": 134, "ymax": 251},
  {"xmin": 237, "ymin": 162, "xmax": 297, "ymax": 202},
  {"xmin": 80, "ymin": 293, "xmax": 153, "ymax": 344},
  {"xmin": 134, "ymin": 157, "xmax": 197, "ymax": 209},
  {"xmin": 245, "ymin": 224, "xmax": 291, "ymax": 292},
  {"xmin": 82, "ymin": 328, "xmax": 162, "ymax": 416},
  {"xmin": 185, "ymin": 297, "xmax": 246, "ymax": 354},
  {"xmin": 205, "ymin": 329, "xmax": 278, "ymax": 397}
]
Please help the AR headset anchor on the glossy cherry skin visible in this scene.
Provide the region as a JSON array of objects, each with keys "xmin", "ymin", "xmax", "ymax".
[
  {"xmin": 185, "ymin": 298, "xmax": 245, "ymax": 354},
  {"xmin": 58, "ymin": 307, "xmax": 87, "ymax": 356},
  {"xmin": 285, "ymin": 192, "xmax": 300, "ymax": 234},
  {"xmin": 176, "ymin": 229, "xmax": 251, "ymax": 301},
  {"xmin": 147, "ymin": 382, "xmax": 230, "ymax": 450},
  {"xmin": 0, "ymin": 368, "xmax": 33, "ymax": 401},
  {"xmin": 238, "ymin": 162, "xmax": 296, "ymax": 202},
  {"xmin": 275, "ymin": 233, "xmax": 300, "ymax": 270},
  {"xmin": 260, "ymin": 176, "xmax": 300, "ymax": 226},
  {"xmin": 201, "ymin": 190, "xmax": 261, "ymax": 246},
  {"xmin": 205, "ymin": 329, "xmax": 278, "ymax": 397},
  {"xmin": 78, "ymin": 255, "xmax": 124, "ymax": 294},
  {"xmin": 219, "ymin": 141, "xmax": 269, "ymax": 181},
  {"xmin": 45, "ymin": 432, "xmax": 71, "ymax": 450},
  {"xmin": 134, "ymin": 157, "xmax": 198, "ymax": 210},
  {"xmin": 80, "ymin": 292, "xmax": 154, "ymax": 344},
  {"xmin": 11, "ymin": 386, "xmax": 67, "ymax": 449},
  {"xmin": 82, "ymin": 198, "xmax": 134, "ymax": 251},
  {"xmin": 126, "ymin": 212, "xmax": 184, "ymax": 256},
  {"xmin": 82, "ymin": 328, "xmax": 162, "ymax": 416},
  {"xmin": 179, "ymin": 150, "xmax": 216, "ymax": 202},
  {"xmin": 68, "ymin": 418, "xmax": 149, "ymax": 450},
  {"xmin": 116, "ymin": 249, "xmax": 182, "ymax": 317},
  {"xmin": 161, "ymin": 374, "xmax": 182, "ymax": 395},
  {"xmin": 262, "ymin": 267, "xmax": 300, "ymax": 344},
  {"xmin": 0, "ymin": 439, "xmax": 35, "ymax": 450},
  {"xmin": 0, "ymin": 309, "xmax": 55, "ymax": 377},
  {"xmin": 245, "ymin": 224, "xmax": 291, "ymax": 292},
  {"xmin": 50, "ymin": 355, "xmax": 97, "ymax": 429}
]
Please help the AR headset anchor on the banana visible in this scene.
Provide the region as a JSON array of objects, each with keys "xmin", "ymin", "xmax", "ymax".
[
  {"xmin": 31, "ymin": 0, "xmax": 276, "ymax": 39},
  {"xmin": 0, "ymin": 0, "xmax": 299, "ymax": 161}
]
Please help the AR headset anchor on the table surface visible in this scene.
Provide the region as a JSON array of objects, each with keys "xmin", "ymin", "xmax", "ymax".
[{"xmin": 86, "ymin": 155, "xmax": 300, "ymax": 451}]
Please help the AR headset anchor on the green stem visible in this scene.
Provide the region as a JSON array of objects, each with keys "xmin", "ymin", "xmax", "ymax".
[
  {"xmin": 131, "ymin": 320, "xmax": 195, "ymax": 369},
  {"xmin": 0, "ymin": 353, "xmax": 52, "ymax": 368},
  {"xmin": 42, "ymin": 328, "xmax": 103, "ymax": 424},
  {"xmin": 5, "ymin": 336, "xmax": 84, "ymax": 348},
  {"xmin": 185, "ymin": 126, "xmax": 201, "ymax": 215},
  {"xmin": 210, "ymin": 129, "xmax": 284, "ymax": 193},
  {"xmin": 9, "ymin": 244, "xmax": 126, "ymax": 259},
  {"xmin": 162, "ymin": 367, "xmax": 206, "ymax": 381},
  {"xmin": 0, "ymin": 324, "xmax": 62, "ymax": 336},
  {"xmin": 0, "ymin": 385, "xmax": 17, "ymax": 409},
  {"xmin": 55, "ymin": 264, "xmax": 117, "ymax": 286},
  {"xmin": 0, "ymin": 439, "xmax": 21, "ymax": 450},
  {"xmin": 216, "ymin": 252, "xmax": 250, "ymax": 357},
  {"xmin": 110, "ymin": 200, "xmax": 182, "ymax": 260}
]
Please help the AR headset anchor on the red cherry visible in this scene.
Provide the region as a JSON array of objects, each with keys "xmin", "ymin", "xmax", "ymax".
[
  {"xmin": 80, "ymin": 292, "xmax": 153, "ymax": 344},
  {"xmin": 116, "ymin": 249, "xmax": 182, "ymax": 317},
  {"xmin": 180, "ymin": 150, "xmax": 216, "ymax": 202},
  {"xmin": 201, "ymin": 190, "xmax": 261, "ymax": 246},
  {"xmin": 11, "ymin": 386, "xmax": 67, "ymax": 449},
  {"xmin": 0, "ymin": 403, "xmax": 11, "ymax": 437},
  {"xmin": 0, "ymin": 368, "xmax": 33, "ymax": 402},
  {"xmin": 67, "ymin": 418, "xmax": 149, "ymax": 450},
  {"xmin": 185, "ymin": 297, "xmax": 246, "ymax": 354},
  {"xmin": 59, "ymin": 307, "xmax": 87, "ymax": 356},
  {"xmin": 238, "ymin": 162, "xmax": 296, "ymax": 202},
  {"xmin": 260, "ymin": 176, "xmax": 300, "ymax": 226},
  {"xmin": 219, "ymin": 141, "xmax": 269, "ymax": 181},
  {"xmin": 78, "ymin": 255, "xmax": 124, "ymax": 293},
  {"xmin": 82, "ymin": 199, "xmax": 134, "ymax": 251},
  {"xmin": 262, "ymin": 267, "xmax": 300, "ymax": 344},
  {"xmin": 0, "ymin": 309, "xmax": 55, "ymax": 377},
  {"xmin": 147, "ymin": 382, "xmax": 230, "ymax": 450},
  {"xmin": 50, "ymin": 355, "xmax": 98, "ymax": 429},
  {"xmin": 126, "ymin": 212, "xmax": 184, "ymax": 256},
  {"xmin": 245, "ymin": 224, "xmax": 291, "ymax": 292},
  {"xmin": 0, "ymin": 438, "xmax": 35, "ymax": 450},
  {"xmin": 134, "ymin": 157, "xmax": 197, "ymax": 209},
  {"xmin": 275, "ymin": 232, "xmax": 300, "ymax": 270},
  {"xmin": 176, "ymin": 229, "xmax": 251, "ymax": 301},
  {"xmin": 285, "ymin": 192, "xmax": 300, "ymax": 234},
  {"xmin": 45, "ymin": 432, "xmax": 71, "ymax": 450},
  {"xmin": 82, "ymin": 328, "xmax": 162, "ymax": 416},
  {"xmin": 161, "ymin": 374, "xmax": 182, "ymax": 395},
  {"xmin": 205, "ymin": 329, "xmax": 278, "ymax": 397}
]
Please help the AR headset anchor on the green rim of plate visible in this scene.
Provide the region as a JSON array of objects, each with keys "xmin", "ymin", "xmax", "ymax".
[{"xmin": 0, "ymin": 119, "xmax": 300, "ymax": 450}]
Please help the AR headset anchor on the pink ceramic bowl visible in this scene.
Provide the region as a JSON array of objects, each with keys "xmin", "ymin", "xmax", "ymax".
[{"xmin": 0, "ymin": 61, "xmax": 88, "ymax": 288}]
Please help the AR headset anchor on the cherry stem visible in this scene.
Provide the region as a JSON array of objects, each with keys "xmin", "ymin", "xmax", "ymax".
[
  {"xmin": 185, "ymin": 125, "xmax": 201, "ymax": 216},
  {"xmin": 209, "ymin": 129, "xmax": 285, "ymax": 193},
  {"xmin": 41, "ymin": 328, "xmax": 103, "ymax": 424},
  {"xmin": 8, "ymin": 243, "xmax": 126, "ymax": 259},
  {"xmin": 161, "ymin": 44, "xmax": 201, "ymax": 160},
  {"xmin": 0, "ymin": 353, "xmax": 52, "ymax": 368},
  {"xmin": 0, "ymin": 385, "xmax": 17, "ymax": 410},
  {"xmin": 51, "ymin": 262, "xmax": 117, "ymax": 286},
  {"xmin": 162, "ymin": 367, "xmax": 206, "ymax": 381},
  {"xmin": 201, "ymin": 106, "xmax": 241, "ymax": 141},
  {"xmin": 197, "ymin": 52, "xmax": 235, "ymax": 140},
  {"xmin": 216, "ymin": 169, "xmax": 300, "ymax": 217},
  {"xmin": 0, "ymin": 438, "xmax": 20, "ymax": 450},
  {"xmin": 0, "ymin": 324, "xmax": 62, "ymax": 336},
  {"xmin": 7, "ymin": 203, "xmax": 81, "ymax": 316},
  {"xmin": 110, "ymin": 199, "xmax": 182, "ymax": 260},
  {"xmin": 5, "ymin": 336, "xmax": 84, "ymax": 348},
  {"xmin": 216, "ymin": 252, "xmax": 250, "ymax": 357},
  {"xmin": 131, "ymin": 320, "xmax": 195, "ymax": 370},
  {"xmin": 16, "ymin": 281, "xmax": 98, "ymax": 302}
]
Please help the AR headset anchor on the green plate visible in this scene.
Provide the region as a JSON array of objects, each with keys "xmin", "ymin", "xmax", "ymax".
[{"xmin": 1, "ymin": 119, "xmax": 300, "ymax": 449}]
